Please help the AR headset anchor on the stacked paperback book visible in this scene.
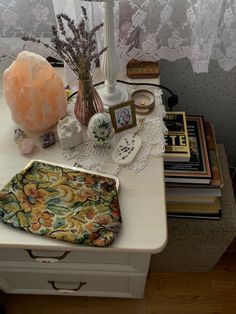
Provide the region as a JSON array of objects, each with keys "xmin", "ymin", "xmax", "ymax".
[{"xmin": 164, "ymin": 112, "xmax": 223, "ymax": 220}]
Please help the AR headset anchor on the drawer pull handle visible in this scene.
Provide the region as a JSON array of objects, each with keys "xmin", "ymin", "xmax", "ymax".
[
  {"xmin": 48, "ymin": 280, "xmax": 87, "ymax": 293},
  {"xmin": 26, "ymin": 250, "xmax": 70, "ymax": 263}
]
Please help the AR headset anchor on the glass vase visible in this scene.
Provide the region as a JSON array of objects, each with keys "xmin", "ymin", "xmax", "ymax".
[{"xmin": 74, "ymin": 79, "xmax": 104, "ymax": 126}]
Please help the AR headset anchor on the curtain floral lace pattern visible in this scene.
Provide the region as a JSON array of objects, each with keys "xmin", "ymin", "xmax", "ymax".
[
  {"xmin": 1, "ymin": 0, "xmax": 236, "ymax": 72},
  {"xmin": 0, "ymin": 0, "xmax": 57, "ymax": 67},
  {"xmin": 52, "ymin": 0, "xmax": 236, "ymax": 73}
]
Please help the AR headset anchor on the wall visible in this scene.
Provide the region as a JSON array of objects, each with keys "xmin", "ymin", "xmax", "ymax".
[{"xmin": 160, "ymin": 58, "xmax": 236, "ymax": 167}]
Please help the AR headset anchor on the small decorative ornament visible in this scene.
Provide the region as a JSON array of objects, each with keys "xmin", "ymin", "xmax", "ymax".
[
  {"xmin": 112, "ymin": 118, "xmax": 145, "ymax": 165},
  {"xmin": 14, "ymin": 128, "xmax": 35, "ymax": 155},
  {"xmin": 57, "ymin": 116, "xmax": 83, "ymax": 149},
  {"xmin": 19, "ymin": 138, "xmax": 35, "ymax": 155},
  {"xmin": 112, "ymin": 134, "xmax": 142, "ymax": 165},
  {"xmin": 39, "ymin": 131, "xmax": 56, "ymax": 149},
  {"xmin": 109, "ymin": 100, "xmax": 137, "ymax": 133},
  {"xmin": 14, "ymin": 129, "xmax": 26, "ymax": 144},
  {"xmin": 131, "ymin": 90, "xmax": 155, "ymax": 115},
  {"xmin": 126, "ymin": 59, "xmax": 160, "ymax": 79},
  {"xmin": 87, "ymin": 113, "xmax": 114, "ymax": 144}
]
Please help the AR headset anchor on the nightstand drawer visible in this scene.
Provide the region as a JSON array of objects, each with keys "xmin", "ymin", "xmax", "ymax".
[
  {"xmin": 0, "ymin": 249, "xmax": 150, "ymax": 273},
  {"xmin": 0, "ymin": 268, "xmax": 146, "ymax": 298}
]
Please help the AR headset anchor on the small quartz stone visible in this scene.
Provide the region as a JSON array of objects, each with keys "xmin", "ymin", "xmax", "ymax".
[
  {"xmin": 40, "ymin": 131, "xmax": 56, "ymax": 148},
  {"xmin": 19, "ymin": 138, "xmax": 35, "ymax": 154},
  {"xmin": 14, "ymin": 128, "xmax": 26, "ymax": 144}
]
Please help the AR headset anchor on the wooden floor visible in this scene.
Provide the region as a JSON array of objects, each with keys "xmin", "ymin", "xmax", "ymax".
[{"xmin": 1, "ymin": 239, "xmax": 236, "ymax": 314}]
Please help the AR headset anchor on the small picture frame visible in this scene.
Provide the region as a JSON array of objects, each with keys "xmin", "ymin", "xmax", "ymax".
[{"xmin": 109, "ymin": 100, "xmax": 137, "ymax": 133}]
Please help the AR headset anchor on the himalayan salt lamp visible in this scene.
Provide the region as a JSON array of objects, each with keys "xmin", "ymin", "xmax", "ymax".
[{"xmin": 3, "ymin": 51, "xmax": 67, "ymax": 131}]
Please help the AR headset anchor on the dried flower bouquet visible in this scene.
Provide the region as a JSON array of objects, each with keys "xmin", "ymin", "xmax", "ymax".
[{"xmin": 22, "ymin": 7, "xmax": 107, "ymax": 80}]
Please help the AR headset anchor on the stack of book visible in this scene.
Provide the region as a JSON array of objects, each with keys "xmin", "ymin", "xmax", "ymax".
[{"xmin": 164, "ymin": 113, "xmax": 223, "ymax": 220}]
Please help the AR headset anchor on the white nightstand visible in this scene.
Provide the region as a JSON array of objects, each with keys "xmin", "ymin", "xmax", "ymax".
[{"xmin": 0, "ymin": 73, "xmax": 167, "ymax": 298}]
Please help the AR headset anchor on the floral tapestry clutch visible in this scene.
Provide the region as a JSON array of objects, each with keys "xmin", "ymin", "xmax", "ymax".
[{"xmin": 0, "ymin": 160, "xmax": 121, "ymax": 247}]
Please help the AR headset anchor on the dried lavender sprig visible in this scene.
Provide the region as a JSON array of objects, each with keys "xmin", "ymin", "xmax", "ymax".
[
  {"xmin": 55, "ymin": 11, "xmax": 106, "ymax": 67},
  {"xmin": 22, "ymin": 33, "xmax": 98, "ymax": 79},
  {"xmin": 90, "ymin": 46, "xmax": 108, "ymax": 62},
  {"xmin": 53, "ymin": 15, "xmax": 87, "ymax": 60},
  {"xmin": 81, "ymin": 6, "xmax": 88, "ymax": 21},
  {"xmin": 22, "ymin": 34, "xmax": 81, "ymax": 74},
  {"xmin": 22, "ymin": 35, "xmax": 80, "ymax": 76},
  {"xmin": 21, "ymin": 7, "xmax": 107, "ymax": 80}
]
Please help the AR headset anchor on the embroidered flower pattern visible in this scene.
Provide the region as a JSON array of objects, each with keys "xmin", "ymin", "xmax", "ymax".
[
  {"xmin": 0, "ymin": 161, "xmax": 121, "ymax": 247},
  {"xmin": 31, "ymin": 211, "xmax": 54, "ymax": 231}
]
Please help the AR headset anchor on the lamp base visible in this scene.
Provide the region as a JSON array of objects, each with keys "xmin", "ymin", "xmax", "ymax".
[{"xmin": 97, "ymin": 83, "xmax": 129, "ymax": 112}]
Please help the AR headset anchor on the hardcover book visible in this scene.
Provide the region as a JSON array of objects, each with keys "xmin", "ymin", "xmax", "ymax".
[
  {"xmin": 164, "ymin": 115, "xmax": 212, "ymax": 184},
  {"xmin": 167, "ymin": 211, "xmax": 222, "ymax": 220},
  {"xmin": 167, "ymin": 196, "xmax": 222, "ymax": 220},
  {"xmin": 166, "ymin": 122, "xmax": 223, "ymax": 192},
  {"xmin": 166, "ymin": 197, "xmax": 221, "ymax": 214},
  {"xmin": 164, "ymin": 112, "xmax": 190, "ymax": 162},
  {"xmin": 166, "ymin": 194, "xmax": 218, "ymax": 204}
]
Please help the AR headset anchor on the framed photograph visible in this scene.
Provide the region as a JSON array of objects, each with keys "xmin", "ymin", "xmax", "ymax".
[{"xmin": 109, "ymin": 100, "xmax": 137, "ymax": 133}]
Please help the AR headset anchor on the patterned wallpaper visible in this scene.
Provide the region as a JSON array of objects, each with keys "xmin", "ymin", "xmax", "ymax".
[{"xmin": 160, "ymin": 58, "xmax": 236, "ymax": 167}]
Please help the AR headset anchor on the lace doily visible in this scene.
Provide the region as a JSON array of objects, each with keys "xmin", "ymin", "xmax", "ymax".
[{"xmin": 63, "ymin": 86, "xmax": 167, "ymax": 175}]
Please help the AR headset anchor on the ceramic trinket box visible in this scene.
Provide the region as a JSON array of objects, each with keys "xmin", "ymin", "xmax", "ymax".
[{"xmin": 57, "ymin": 116, "xmax": 83, "ymax": 149}]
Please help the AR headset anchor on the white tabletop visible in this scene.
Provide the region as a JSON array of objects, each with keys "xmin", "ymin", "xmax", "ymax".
[{"xmin": 0, "ymin": 74, "xmax": 167, "ymax": 254}]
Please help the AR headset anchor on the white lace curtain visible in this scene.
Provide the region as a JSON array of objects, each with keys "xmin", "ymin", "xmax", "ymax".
[
  {"xmin": 0, "ymin": 0, "xmax": 57, "ymax": 67},
  {"xmin": 1, "ymin": 0, "xmax": 236, "ymax": 73}
]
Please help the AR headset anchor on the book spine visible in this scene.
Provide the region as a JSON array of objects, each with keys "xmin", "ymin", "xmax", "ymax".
[
  {"xmin": 164, "ymin": 112, "xmax": 190, "ymax": 161},
  {"xmin": 204, "ymin": 122, "xmax": 223, "ymax": 187},
  {"xmin": 167, "ymin": 211, "xmax": 222, "ymax": 220}
]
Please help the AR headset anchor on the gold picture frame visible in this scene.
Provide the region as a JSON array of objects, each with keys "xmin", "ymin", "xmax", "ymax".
[{"xmin": 109, "ymin": 100, "xmax": 137, "ymax": 133}]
